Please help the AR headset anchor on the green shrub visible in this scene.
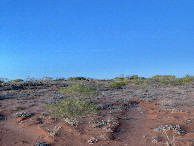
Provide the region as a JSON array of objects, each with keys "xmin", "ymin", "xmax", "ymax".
[
  {"xmin": 68, "ymin": 77, "xmax": 86, "ymax": 81},
  {"xmin": 130, "ymin": 75, "xmax": 139, "ymax": 79},
  {"xmin": 96, "ymin": 81, "xmax": 103, "ymax": 86},
  {"xmin": 150, "ymin": 75, "xmax": 193, "ymax": 86},
  {"xmin": 150, "ymin": 75, "xmax": 176, "ymax": 85},
  {"xmin": 114, "ymin": 77, "xmax": 125, "ymax": 81},
  {"xmin": 151, "ymin": 75, "xmax": 175, "ymax": 80},
  {"xmin": 176, "ymin": 76, "xmax": 192, "ymax": 85},
  {"xmin": 107, "ymin": 81, "xmax": 126, "ymax": 89},
  {"xmin": 12, "ymin": 79, "xmax": 23, "ymax": 82},
  {"xmin": 129, "ymin": 79, "xmax": 149, "ymax": 86},
  {"xmin": 60, "ymin": 84, "xmax": 99, "ymax": 97},
  {"xmin": 47, "ymin": 98, "xmax": 97, "ymax": 118}
]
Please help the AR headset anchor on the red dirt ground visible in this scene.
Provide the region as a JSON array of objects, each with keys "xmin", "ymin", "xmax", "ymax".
[{"xmin": 0, "ymin": 86, "xmax": 194, "ymax": 146}]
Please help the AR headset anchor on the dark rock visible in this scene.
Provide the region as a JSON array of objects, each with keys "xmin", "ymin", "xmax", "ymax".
[
  {"xmin": 0, "ymin": 114, "xmax": 5, "ymax": 121},
  {"xmin": 36, "ymin": 142, "xmax": 50, "ymax": 146}
]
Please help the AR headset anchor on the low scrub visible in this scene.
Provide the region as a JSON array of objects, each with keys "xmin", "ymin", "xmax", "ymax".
[
  {"xmin": 114, "ymin": 77, "xmax": 125, "ymax": 81},
  {"xmin": 129, "ymin": 75, "xmax": 140, "ymax": 79},
  {"xmin": 150, "ymin": 75, "xmax": 192, "ymax": 85},
  {"xmin": 68, "ymin": 77, "xmax": 86, "ymax": 81},
  {"xmin": 60, "ymin": 84, "xmax": 99, "ymax": 97},
  {"xmin": 151, "ymin": 75, "xmax": 175, "ymax": 81},
  {"xmin": 47, "ymin": 98, "xmax": 97, "ymax": 118},
  {"xmin": 129, "ymin": 79, "xmax": 149, "ymax": 86},
  {"xmin": 107, "ymin": 81, "xmax": 126, "ymax": 89},
  {"xmin": 176, "ymin": 76, "xmax": 192, "ymax": 85},
  {"xmin": 11, "ymin": 79, "xmax": 23, "ymax": 82}
]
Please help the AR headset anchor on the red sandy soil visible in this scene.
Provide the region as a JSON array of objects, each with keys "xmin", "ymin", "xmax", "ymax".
[{"xmin": 0, "ymin": 88, "xmax": 194, "ymax": 146}]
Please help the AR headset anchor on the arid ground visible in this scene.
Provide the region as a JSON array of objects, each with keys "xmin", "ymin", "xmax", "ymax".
[{"xmin": 0, "ymin": 77, "xmax": 194, "ymax": 146}]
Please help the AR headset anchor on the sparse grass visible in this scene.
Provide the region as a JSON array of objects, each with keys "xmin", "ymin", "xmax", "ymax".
[
  {"xmin": 107, "ymin": 81, "xmax": 126, "ymax": 89},
  {"xmin": 60, "ymin": 84, "xmax": 99, "ymax": 97},
  {"xmin": 47, "ymin": 98, "xmax": 98, "ymax": 118}
]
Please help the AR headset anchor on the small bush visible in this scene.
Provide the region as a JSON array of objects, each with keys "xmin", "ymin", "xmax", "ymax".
[
  {"xmin": 129, "ymin": 78, "xmax": 148, "ymax": 85},
  {"xmin": 150, "ymin": 75, "xmax": 176, "ymax": 85},
  {"xmin": 47, "ymin": 98, "xmax": 97, "ymax": 118},
  {"xmin": 130, "ymin": 75, "xmax": 139, "ymax": 79},
  {"xmin": 107, "ymin": 81, "xmax": 126, "ymax": 89},
  {"xmin": 60, "ymin": 84, "xmax": 99, "ymax": 97},
  {"xmin": 114, "ymin": 77, "xmax": 125, "ymax": 81},
  {"xmin": 11, "ymin": 79, "xmax": 23, "ymax": 82},
  {"xmin": 96, "ymin": 81, "xmax": 104, "ymax": 86},
  {"xmin": 68, "ymin": 77, "xmax": 86, "ymax": 81},
  {"xmin": 150, "ymin": 75, "xmax": 193, "ymax": 86},
  {"xmin": 176, "ymin": 76, "xmax": 192, "ymax": 85}
]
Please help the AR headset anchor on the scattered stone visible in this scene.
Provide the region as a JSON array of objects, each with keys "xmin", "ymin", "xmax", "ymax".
[
  {"xmin": 97, "ymin": 104, "xmax": 116, "ymax": 110},
  {"xmin": 93, "ymin": 121, "xmax": 107, "ymax": 128},
  {"xmin": 151, "ymin": 136, "xmax": 161, "ymax": 143},
  {"xmin": 114, "ymin": 129, "xmax": 122, "ymax": 134},
  {"xmin": 88, "ymin": 138, "xmax": 98, "ymax": 144},
  {"xmin": 99, "ymin": 133, "xmax": 115, "ymax": 140},
  {"xmin": 0, "ymin": 114, "xmax": 5, "ymax": 121},
  {"xmin": 154, "ymin": 125, "xmax": 185, "ymax": 135},
  {"xmin": 119, "ymin": 117, "xmax": 134, "ymax": 120},
  {"xmin": 152, "ymin": 139, "xmax": 158, "ymax": 143},
  {"xmin": 41, "ymin": 112, "xmax": 49, "ymax": 116},
  {"xmin": 36, "ymin": 142, "xmax": 50, "ymax": 146},
  {"xmin": 92, "ymin": 119, "xmax": 119, "ymax": 133},
  {"xmin": 15, "ymin": 106, "xmax": 26, "ymax": 111},
  {"xmin": 13, "ymin": 112, "xmax": 33, "ymax": 118}
]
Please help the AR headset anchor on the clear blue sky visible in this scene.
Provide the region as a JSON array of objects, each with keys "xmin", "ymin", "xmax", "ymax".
[{"xmin": 0, "ymin": 0, "xmax": 194, "ymax": 79}]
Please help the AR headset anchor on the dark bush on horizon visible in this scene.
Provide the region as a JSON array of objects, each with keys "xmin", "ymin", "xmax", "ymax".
[
  {"xmin": 129, "ymin": 75, "xmax": 139, "ymax": 79},
  {"xmin": 150, "ymin": 75, "xmax": 193, "ymax": 85},
  {"xmin": 68, "ymin": 77, "xmax": 87, "ymax": 81},
  {"xmin": 11, "ymin": 79, "xmax": 23, "ymax": 82}
]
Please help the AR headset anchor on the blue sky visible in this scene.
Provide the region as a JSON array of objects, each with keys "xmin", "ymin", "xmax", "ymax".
[{"xmin": 0, "ymin": 0, "xmax": 194, "ymax": 79}]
